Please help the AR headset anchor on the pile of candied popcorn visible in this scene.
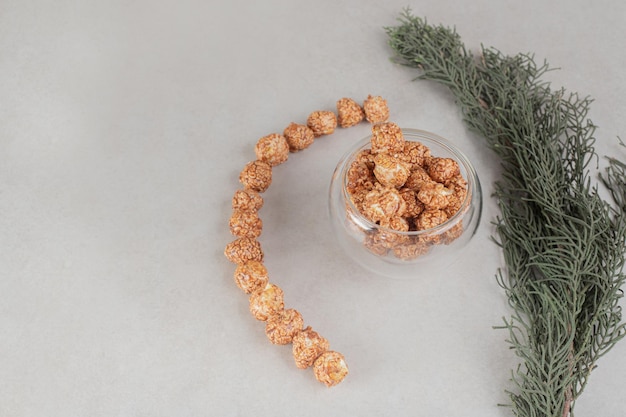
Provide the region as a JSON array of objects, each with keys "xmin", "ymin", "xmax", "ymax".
[
  {"xmin": 224, "ymin": 95, "xmax": 468, "ymax": 386},
  {"xmin": 345, "ymin": 123, "xmax": 468, "ymax": 260}
]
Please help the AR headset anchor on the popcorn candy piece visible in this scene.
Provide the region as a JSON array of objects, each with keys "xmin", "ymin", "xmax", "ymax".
[
  {"xmin": 292, "ymin": 326, "xmax": 330, "ymax": 369},
  {"xmin": 336, "ymin": 97, "xmax": 365, "ymax": 128},
  {"xmin": 415, "ymin": 209, "xmax": 448, "ymax": 231},
  {"xmin": 229, "ymin": 210, "xmax": 262, "ymax": 238},
  {"xmin": 417, "ymin": 182, "xmax": 453, "ymax": 210},
  {"xmin": 224, "ymin": 237, "xmax": 264, "ymax": 264},
  {"xmin": 232, "ymin": 189, "xmax": 264, "ymax": 212},
  {"xmin": 313, "ymin": 351, "xmax": 349, "ymax": 387},
  {"xmin": 403, "ymin": 166, "xmax": 432, "ymax": 190},
  {"xmin": 395, "ymin": 141, "xmax": 432, "ymax": 168},
  {"xmin": 249, "ymin": 283, "xmax": 284, "ymax": 321},
  {"xmin": 361, "ymin": 185, "xmax": 407, "ymax": 223},
  {"xmin": 427, "ymin": 157, "xmax": 461, "ymax": 183},
  {"xmin": 239, "ymin": 160, "xmax": 272, "ymax": 193},
  {"xmin": 370, "ymin": 122, "xmax": 405, "ymax": 155},
  {"xmin": 346, "ymin": 159, "xmax": 376, "ymax": 196},
  {"xmin": 307, "ymin": 110, "xmax": 337, "ymax": 137},
  {"xmin": 363, "ymin": 95, "xmax": 389, "ymax": 124},
  {"xmin": 392, "ymin": 238, "xmax": 431, "ymax": 260},
  {"xmin": 283, "ymin": 122, "xmax": 315, "ymax": 152},
  {"xmin": 377, "ymin": 216, "xmax": 410, "ymax": 248},
  {"xmin": 265, "ymin": 308, "xmax": 304, "ymax": 345},
  {"xmin": 234, "ymin": 260, "xmax": 269, "ymax": 294},
  {"xmin": 373, "ymin": 153, "xmax": 410, "ymax": 188},
  {"xmin": 399, "ymin": 188, "xmax": 424, "ymax": 219},
  {"xmin": 255, "ymin": 133, "xmax": 290, "ymax": 166}
]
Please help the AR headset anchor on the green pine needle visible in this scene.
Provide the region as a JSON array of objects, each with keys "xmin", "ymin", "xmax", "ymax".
[{"xmin": 385, "ymin": 9, "xmax": 626, "ymax": 417}]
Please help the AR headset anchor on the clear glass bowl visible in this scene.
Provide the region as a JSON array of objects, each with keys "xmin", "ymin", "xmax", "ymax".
[{"xmin": 328, "ymin": 128, "xmax": 482, "ymax": 278}]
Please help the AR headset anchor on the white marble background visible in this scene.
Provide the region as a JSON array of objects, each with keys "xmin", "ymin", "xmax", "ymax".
[{"xmin": 1, "ymin": 0, "xmax": 625, "ymax": 416}]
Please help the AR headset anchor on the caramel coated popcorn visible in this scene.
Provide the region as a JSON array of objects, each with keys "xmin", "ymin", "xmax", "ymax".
[
  {"xmin": 265, "ymin": 308, "xmax": 304, "ymax": 345},
  {"xmin": 224, "ymin": 237, "xmax": 264, "ymax": 264},
  {"xmin": 373, "ymin": 153, "xmax": 410, "ymax": 188},
  {"xmin": 336, "ymin": 97, "xmax": 365, "ymax": 128},
  {"xmin": 240, "ymin": 160, "xmax": 272, "ymax": 193},
  {"xmin": 313, "ymin": 351, "xmax": 349, "ymax": 387},
  {"xmin": 255, "ymin": 133, "xmax": 290, "ymax": 166},
  {"xmin": 283, "ymin": 122, "xmax": 315, "ymax": 151},
  {"xmin": 249, "ymin": 283, "xmax": 284, "ymax": 321},
  {"xmin": 363, "ymin": 95, "xmax": 389, "ymax": 124},
  {"xmin": 229, "ymin": 210, "xmax": 262, "ymax": 238},
  {"xmin": 292, "ymin": 327, "xmax": 330, "ymax": 369},
  {"xmin": 307, "ymin": 110, "xmax": 337, "ymax": 137},
  {"xmin": 234, "ymin": 260, "xmax": 269, "ymax": 294},
  {"xmin": 371, "ymin": 122, "xmax": 405, "ymax": 155},
  {"xmin": 232, "ymin": 189, "xmax": 264, "ymax": 212},
  {"xmin": 361, "ymin": 186, "xmax": 407, "ymax": 223},
  {"xmin": 344, "ymin": 123, "xmax": 470, "ymax": 261},
  {"xmin": 427, "ymin": 157, "xmax": 460, "ymax": 183}
]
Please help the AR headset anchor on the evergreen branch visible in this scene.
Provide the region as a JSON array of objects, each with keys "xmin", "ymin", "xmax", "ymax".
[{"xmin": 386, "ymin": 9, "xmax": 626, "ymax": 417}]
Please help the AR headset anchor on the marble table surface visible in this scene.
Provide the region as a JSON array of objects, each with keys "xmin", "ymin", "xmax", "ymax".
[{"xmin": 1, "ymin": 0, "xmax": 625, "ymax": 416}]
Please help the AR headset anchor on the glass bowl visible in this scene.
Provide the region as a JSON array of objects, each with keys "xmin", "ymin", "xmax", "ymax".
[{"xmin": 328, "ymin": 128, "xmax": 482, "ymax": 278}]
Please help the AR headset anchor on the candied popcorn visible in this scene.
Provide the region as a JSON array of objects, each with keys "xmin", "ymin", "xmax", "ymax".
[
  {"xmin": 370, "ymin": 122, "xmax": 405, "ymax": 155},
  {"xmin": 229, "ymin": 209, "xmax": 262, "ymax": 238},
  {"xmin": 313, "ymin": 351, "xmax": 349, "ymax": 387},
  {"xmin": 224, "ymin": 237, "xmax": 264, "ymax": 264},
  {"xmin": 399, "ymin": 188, "xmax": 424, "ymax": 219},
  {"xmin": 377, "ymin": 216, "xmax": 410, "ymax": 248},
  {"xmin": 255, "ymin": 133, "xmax": 290, "ymax": 166},
  {"xmin": 265, "ymin": 308, "xmax": 304, "ymax": 345},
  {"xmin": 336, "ymin": 97, "xmax": 365, "ymax": 128},
  {"xmin": 444, "ymin": 174, "xmax": 469, "ymax": 217},
  {"xmin": 292, "ymin": 326, "xmax": 330, "ymax": 369},
  {"xmin": 234, "ymin": 260, "xmax": 269, "ymax": 294},
  {"xmin": 427, "ymin": 157, "xmax": 460, "ymax": 183},
  {"xmin": 415, "ymin": 209, "xmax": 449, "ymax": 231},
  {"xmin": 404, "ymin": 166, "xmax": 432, "ymax": 190},
  {"xmin": 363, "ymin": 232, "xmax": 389, "ymax": 256},
  {"xmin": 249, "ymin": 283, "xmax": 284, "ymax": 321},
  {"xmin": 363, "ymin": 95, "xmax": 389, "ymax": 124},
  {"xmin": 361, "ymin": 186, "xmax": 407, "ymax": 223},
  {"xmin": 373, "ymin": 153, "xmax": 410, "ymax": 188},
  {"xmin": 307, "ymin": 110, "xmax": 337, "ymax": 137},
  {"xmin": 392, "ymin": 238, "xmax": 431, "ymax": 260},
  {"xmin": 395, "ymin": 141, "xmax": 432, "ymax": 168},
  {"xmin": 346, "ymin": 159, "xmax": 376, "ymax": 195},
  {"xmin": 232, "ymin": 188, "xmax": 264, "ymax": 212},
  {"xmin": 417, "ymin": 182, "xmax": 453, "ymax": 210},
  {"xmin": 240, "ymin": 160, "xmax": 272, "ymax": 193},
  {"xmin": 283, "ymin": 122, "xmax": 315, "ymax": 152}
]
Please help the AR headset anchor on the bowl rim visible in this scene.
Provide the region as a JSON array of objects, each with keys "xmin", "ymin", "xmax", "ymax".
[{"xmin": 338, "ymin": 128, "xmax": 479, "ymax": 237}]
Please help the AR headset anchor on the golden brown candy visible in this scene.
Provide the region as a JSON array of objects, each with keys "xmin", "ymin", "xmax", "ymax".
[
  {"xmin": 224, "ymin": 237, "xmax": 264, "ymax": 264},
  {"xmin": 370, "ymin": 122, "xmax": 405, "ymax": 155},
  {"xmin": 239, "ymin": 160, "xmax": 272, "ymax": 193},
  {"xmin": 336, "ymin": 97, "xmax": 365, "ymax": 128},
  {"xmin": 249, "ymin": 283, "xmax": 284, "ymax": 321},
  {"xmin": 229, "ymin": 210, "xmax": 262, "ymax": 238},
  {"xmin": 283, "ymin": 122, "xmax": 315, "ymax": 151},
  {"xmin": 427, "ymin": 157, "xmax": 460, "ymax": 183},
  {"xmin": 234, "ymin": 260, "xmax": 269, "ymax": 294},
  {"xmin": 363, "ymin": 95, "xmax": 389, "ymax": 124},
  {"xmin": 232, "ymin": 189, "xmax": 264, "ymax": 212},
  {"xmin": 255, "ymin": 133, "xmax": 290, "ymax": 166},
  {"xmin": 361, "ymin": 186, "xmax": 407, "ymax": 223},
  {"xmin": 307, "ymin": 110, "xmax": 337, "ymax": 137},
  {"xmin": 373, "ymin": 153, "xmax": 410, "ymax": 188},
  {"xmin": 265, "ymin": 308, "xmax": 304, "ymax": 345},
  {"xmin": 313, "ymin": 351, "xmax": 349, "ymax": 387},
  {"xmin": 292, "ymin": 327, "xmax": 330, "ymax": 369}
]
